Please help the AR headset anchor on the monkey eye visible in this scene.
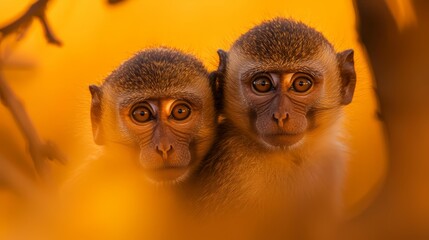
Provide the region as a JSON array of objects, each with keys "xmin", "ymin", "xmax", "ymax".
[
  {"xmin": 252, "ymin": 75, "xmax": 273, "ymax": 93},
  {"xmin": 292, "ymin": 75, "xmax": 313, "ymax": 93},
  {"xmin": 131, "ymin": 105, "xmax": 153, "ymax": 123},
  {"xmin": 171, "ymin": 103, "xmax": 191, "ymax": 121}
]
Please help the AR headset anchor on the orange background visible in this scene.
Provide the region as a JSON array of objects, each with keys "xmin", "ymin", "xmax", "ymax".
[{"xmin": 0, "ymin": 0, "xmax": 386, "ymax": 217}]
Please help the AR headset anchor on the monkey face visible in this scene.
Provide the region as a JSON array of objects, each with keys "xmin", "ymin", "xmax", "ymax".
[
  {"xmin": 214, "ymin": 18, "xmax": 356, "ymax": 150},
  {"xmin": 89, "ymin": 48, "xmax": 216, "ymax": 185},
  {"xmin": 220, "ymin": 45, "xmax": 355, "ymax": 150},
  {"xmin": 94, "ymin": 89, "xmax": 215, "ymax": 185},
  {"xmin": 240, "ymin": 70, "xmax": 323, "ymax": 148},
  {"xmin": 121, "ymin": 98, "xmax": 205, "ymax": 183}
]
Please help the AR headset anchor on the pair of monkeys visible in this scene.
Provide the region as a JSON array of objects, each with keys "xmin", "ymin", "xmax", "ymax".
[{"xmin": 86, "ymin": 17, "xmax": 356, "ymax": 237}]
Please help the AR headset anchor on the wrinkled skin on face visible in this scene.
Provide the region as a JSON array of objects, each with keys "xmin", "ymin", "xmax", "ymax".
[
  {"xmin": 215, "ymin": 19, "xmax": 356, "ymax": 149},
  {"xmin": 89, "ymin": 48, "xmax": 216, "ymax": 184}
]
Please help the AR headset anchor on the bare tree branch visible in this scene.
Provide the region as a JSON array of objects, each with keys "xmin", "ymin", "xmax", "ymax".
[
  {"xmin": 0, "ymin": 0, "xmax": 66, "ymax": 183},
  {"xmin": 0, "ymin": 0, "xmax": 125, "ymax": 185},
  {"xmin": 0, "ymin": 0, "xmax": 61, "ymax": 46},
  {"xmin": 340, "ymin": 1, "xmax": 429, "ymax": 239},
  {"xmin": 0, "ymin": 72, "xmax": 66, "ymax": 181},
  {"xmin": 0, "ymin": 154, "xmax": 44, "ymax": 201}
]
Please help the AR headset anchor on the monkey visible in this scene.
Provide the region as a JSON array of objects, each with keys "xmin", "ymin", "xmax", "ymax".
[
  {"xmin": 60, "ymin": 48, "xmax": 218, "ymax": 239},
  {"xmin": 85, "ymin": 47, "xmax": 217, "ymax": 185},
  {"xmin": 192, "ymin": 18, "xmax": 356, "ymax": 239}
]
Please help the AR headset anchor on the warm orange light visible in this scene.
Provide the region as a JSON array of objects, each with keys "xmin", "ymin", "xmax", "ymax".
[{"xmin": 0, "ymin": 0, "xmax": 386, "ymax": 239}]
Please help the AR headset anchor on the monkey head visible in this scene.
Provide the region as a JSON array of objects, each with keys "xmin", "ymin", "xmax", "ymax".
[
  {"xmin": 214, "ymin": 18, "xmax": 356, "ymax": 149},
  {"xmin": 89, "ymin": 48, "xmax": 216, "ymax": 184}
]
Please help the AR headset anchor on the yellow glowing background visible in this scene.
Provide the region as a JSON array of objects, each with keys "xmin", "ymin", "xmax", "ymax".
[{"xmin": 0, "ymin": 0, "xmax": 386, "ymax": 235}]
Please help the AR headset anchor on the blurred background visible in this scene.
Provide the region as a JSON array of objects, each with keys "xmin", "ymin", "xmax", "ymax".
[{"xmin": 2, "ymin": 0, "xmax": 416, "ymax": 239}]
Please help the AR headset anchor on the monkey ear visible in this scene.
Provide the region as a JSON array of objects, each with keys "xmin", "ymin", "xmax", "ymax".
[
  {"xmin": 89, "ymin": 85, "xmax": 105, "ymax": 145},
  {"xmin": 209, "ymin": 49, "xmax": 228, "ymax": 112},
  {"xmin": 337, "ymin": 49, "xmax": 357, "ymax": 105}
]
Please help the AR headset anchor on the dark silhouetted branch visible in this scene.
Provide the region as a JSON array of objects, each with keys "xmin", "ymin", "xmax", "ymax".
[
  {"xmin": 0, "ymin": 154, "xmax": 44, "ymax": 201},
  {"xmin": 340, "ymin": 1, "xmax": 429, "ymax": 239},
  {"xmin": 0, "ymin": 72, "xmax": 66, "ymax": 181},
  {"xmin": 0, "ymin": 0, "xmax": 61, "ymax": 46}
]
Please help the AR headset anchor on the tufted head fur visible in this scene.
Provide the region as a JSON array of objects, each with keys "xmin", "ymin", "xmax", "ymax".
[
  {"xmin": 89, "ymin": 47, "xmax": 216, "ymax": 184},
  {"xmin": 212, "ymin": 18, "xmax": 356, "ymax": 150}
]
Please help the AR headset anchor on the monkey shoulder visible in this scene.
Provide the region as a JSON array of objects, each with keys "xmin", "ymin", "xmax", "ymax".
[{"xmin": 196, "ymin": 121, "xmax": 261, "ymax": 176}]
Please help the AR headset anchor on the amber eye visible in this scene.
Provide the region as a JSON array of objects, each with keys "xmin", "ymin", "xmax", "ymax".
[
  {"xmin": 171, "ymin": 104, "xmax": 191, "ymax": 120},
  {"xmin": 131, "ymin": 105, "xmax": 152, "ymax": 123},
  {"xmin": 292, "ymin": 77, "xmax": 313, "ymax": 93},
  {"xmin": 252, "ymin": 75, "xmax": 273, "ymax": 93}
]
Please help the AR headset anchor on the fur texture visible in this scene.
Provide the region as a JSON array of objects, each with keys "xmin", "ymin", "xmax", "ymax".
[{"xmin": 193, "ymin": 18, "xmax": 356, "ymax": 239}]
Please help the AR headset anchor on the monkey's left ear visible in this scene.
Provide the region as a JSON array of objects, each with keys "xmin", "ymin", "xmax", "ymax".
[
  {"xmin": 337, "ymin": 49, "xmax": 357, "ymax": 105},
  {"xmin": 89, "ymin": 85, "xmax": 105, "ymax": 145},
  {"xmin": 209, "ymin": 49, "xmax": 228, "ymax": 112}
]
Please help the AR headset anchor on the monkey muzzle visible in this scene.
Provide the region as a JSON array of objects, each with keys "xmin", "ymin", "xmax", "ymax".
[
  {"xmin": 138, "ymin": 145, "xmax": 192, "ymax": 183},
  {"xmin": 262, "ymin": 132, "xmax": 305, "ymax": 148}
]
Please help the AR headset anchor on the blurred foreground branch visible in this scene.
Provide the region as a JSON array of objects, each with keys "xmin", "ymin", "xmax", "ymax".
[
  {"xmin": 342, "ymin": 1, "xmax": 429, "ymax": 239},
  {"xmin": 0, "ymin": 0, "xmax": 61, "ymax": 45},
  {"xmin": 0, "ymin": 154, "xmax": 43, "ymax": 201},
  {"xmin": 0, "ymin": 0, "xmax": 125, "ymax": 186},
  {"xmin": 0, "ymin": 72, "xmax": 66, "ymax": 182},
  {"xmin": 0, "ymin": 0, "xmax": 65, "ymax": 183}
]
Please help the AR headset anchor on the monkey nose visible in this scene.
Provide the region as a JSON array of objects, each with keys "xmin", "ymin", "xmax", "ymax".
[
  {"xmin": 273, "ymin": 112, "xmax": 288, "ymax": 128},
  {"xmin": 156, "ymin": 145, "xmax": 173, "ymax": 160}
]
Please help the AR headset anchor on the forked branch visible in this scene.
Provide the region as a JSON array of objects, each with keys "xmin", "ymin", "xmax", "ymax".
[
  {"xmin": 0, "ymin": 72, "xmax": 66, "ymax": 181},
  {"xmin": 0, "ymin": 0, "xmax": 61, "ymax": 46}
]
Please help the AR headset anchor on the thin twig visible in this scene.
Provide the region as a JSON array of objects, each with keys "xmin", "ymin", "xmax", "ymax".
[
  {"xmin": 0, "ymin": 0, "xmax": 62, "ymax": 46},
  {"xmin": 0, "ymin": 72, "xmax": 66, "ymax": 181},
  {"xmin": 0, "ymin": 154, "xmax": 44, "ymax": 201}
]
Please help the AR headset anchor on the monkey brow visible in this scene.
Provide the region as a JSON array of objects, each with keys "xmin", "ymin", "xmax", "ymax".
[
  {"xmin": 161, "ymin": 92, "xmax": 204, "ymax": 108},
  {"xmin": 240, "ymin": 65, "xmax": 324, "ymax": 81},
  {"xmin": 296, "ymin": 66, "xmax": 324, "ymax": 79},
  {"xmin": 118, "ymin": 92, "xmax": 203, "ymax": 108},
  {"xmin": 240, "ymin": 68, "xmax": 269, "ymax": 81}
]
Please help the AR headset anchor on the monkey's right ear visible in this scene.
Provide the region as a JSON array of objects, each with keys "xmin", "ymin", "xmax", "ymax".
[
  {"xmin": 337, "ymin": 49, "xmax": 357, "ymax": 105},
  {"xmin": 209, "ymin": 49, "xmax": 228, "ymax": 112},
  {"xmin": 89, "ymin": 85, "xmax": 105, "ymax": 145}
]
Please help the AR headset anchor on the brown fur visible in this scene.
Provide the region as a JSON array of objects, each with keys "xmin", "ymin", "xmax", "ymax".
[
  {"xmin": 77, "ymin": 47, "xmax": 217, "ymax": 187},
  {"xmin": 62, "ymin": 47, "xmax": 220, "ymax": 239},
  {"xmin": 233, "ymin": 17, "xmax": 333, "ymax": 63},
  {"xmin": 103, "ymin": 47, "xmax": 208, "ymax": 93},
  {"xmin": 193, "ymin": 18, "xmax": 356, "ymax": 239}
]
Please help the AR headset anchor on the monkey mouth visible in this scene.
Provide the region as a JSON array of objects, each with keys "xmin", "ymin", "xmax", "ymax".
[
  {"xmin": 144, "ymin": 166, "xmax": 190, "ymax": 184},
  {"xmin": 262, "ymin": 132, "xmax": 305, "ymax": 147}
]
